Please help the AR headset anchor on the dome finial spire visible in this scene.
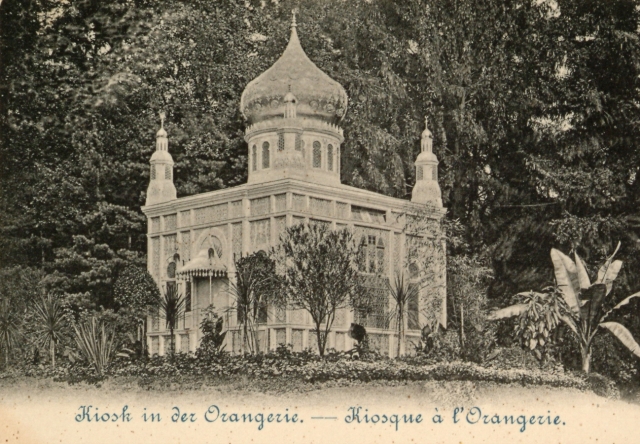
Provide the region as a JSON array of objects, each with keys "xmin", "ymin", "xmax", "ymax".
[
  {"xmin": 156, "ymin": 111, "xmax": 168, "ymax": 151},
  {"xmin": 291, "ymin": 9, "xmax": 297, "ymax": 30},
  {"xmin": 421, "ymin": 116, "xmax": 433, "ymax": 153}
]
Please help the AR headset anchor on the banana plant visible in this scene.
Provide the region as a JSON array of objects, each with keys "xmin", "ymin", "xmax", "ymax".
[{"xmin": 489, "ymin": 242, "xmax": 640, "ymax": 373}]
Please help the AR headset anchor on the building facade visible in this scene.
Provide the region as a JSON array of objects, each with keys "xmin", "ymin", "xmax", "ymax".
[{"xmin": 142, "ymin": 16, "xmax": 445, "ymax": 357}]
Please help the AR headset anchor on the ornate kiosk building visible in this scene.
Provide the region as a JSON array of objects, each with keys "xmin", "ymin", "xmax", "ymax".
[{"xmin": 142, "ymin": 16, "xmax": 445, "ymax": 357}]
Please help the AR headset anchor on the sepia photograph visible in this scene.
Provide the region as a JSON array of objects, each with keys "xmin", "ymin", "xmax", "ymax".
[{"xmin": 1, "ymin": 0, "xmax": 640, "ymax": 442}]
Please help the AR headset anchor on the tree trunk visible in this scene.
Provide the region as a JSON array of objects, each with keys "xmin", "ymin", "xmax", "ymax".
[
  {"xmin": 315, "ymin": 325, "xmax": 325, "ymax": 356},
  {"xmin": 170, "ymin": 326, "xmax": 175, "ymax": 357},
  {"xmin": 459, "ymin": 303, "xmax": 465, "ymax": 350},
  {"xmin": 397, "ymin": 308, "xmax": 404, "ymax": 358},
  {"xmin": 581, "ymin": 346, "xmax": 591, "ymax": 374},
  {"xmin": 142, "ymin": 319, "xmax": 147, "ymax": 357},
  {"xmin": 242, "ymin": 320, "xmax": 253, "ymax": 354},
  {"xmin": 252, "ymin": 329, "xmax": 260, "ymax": 355},
  {"xmin": 50, "ymin": 340, "xmax": 55, "ymax": 368}
]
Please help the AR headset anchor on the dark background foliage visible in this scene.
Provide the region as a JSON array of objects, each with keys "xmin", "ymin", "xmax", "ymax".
[{"xmin": 1, "ymin": 0, "xmax": 640, "ymax": 373}]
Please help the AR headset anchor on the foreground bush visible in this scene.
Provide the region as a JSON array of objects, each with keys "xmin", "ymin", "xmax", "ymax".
[{"xmin": 7, "ymin": 347, "xmax": 590, "ymax": 393}]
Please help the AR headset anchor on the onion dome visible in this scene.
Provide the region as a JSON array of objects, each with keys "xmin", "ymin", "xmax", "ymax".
[{"xmin": 240, "ymin": 13, "xmax": 348, "ymax": 124}]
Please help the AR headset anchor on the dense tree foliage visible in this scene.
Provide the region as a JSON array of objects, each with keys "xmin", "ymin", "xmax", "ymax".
[{"xmin": 1, "ymin": 0, "xmax": 639, "ymax": 343}]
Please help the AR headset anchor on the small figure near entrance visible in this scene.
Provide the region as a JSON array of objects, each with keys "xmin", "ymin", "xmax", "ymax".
[{"xmin": 348, "ymin": 322, "xmax": 369, "ymax": 359}]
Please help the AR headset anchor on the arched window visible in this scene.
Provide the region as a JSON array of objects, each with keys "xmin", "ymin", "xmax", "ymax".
[
  {"xmin": 357, "ymin": 234, "xmax": 387, "ymax": 274},
  {"xmin": 278, "ymin": 133, "xmax": 285, "ymax": 151},
  {"xmin": 165, "ymin": 165, "xmax": 172, "ymax": 180},
  {"xmin": 252, "ymin": 145, "xmax": 257, "ymax": 171},
  {"xmin": 166, "ymin": 261, "xmax": 176, "ymax": 279},
  {"xmin": 327, "ymin": 144, "xmax": 334, "ymax": 171},
  {"xmin": 150, "ymin": 165, "xmax": 156, "ymax": 180},
  {"xmin": 358, "ymin": 236, "xmax": 368, "ymax": 272},
  {"xmin": 185, "ymin": 282, "xmax": 192, "ymax": 312},
  {"xmin": 262, "ymin": 141, "xmax": 270, "ymax": 169},
  {"xmin": 416, "ymin": 166, "xmax": 423, "ymax": 180},
  {"xmin": 211, "ymin": 236, "xmax": 223, "ymax": 258},
  {"xmin": 376, "ymin": 237, "xmax": 386, "ymax": 274},
  {"xmin": 312, "ymin": 141, "xmax": 321, "ymax": 168},
  {"xmin": 432, "ymin": 166, "xmax": 438, "ymax": 181},
  {"xmin": 367, "ymin": 235, "xmax": 377, "ymax": 273}
]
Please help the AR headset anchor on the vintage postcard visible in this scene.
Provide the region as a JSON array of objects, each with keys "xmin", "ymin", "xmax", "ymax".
[{"xmin": 1, "ymin": 0, "xmax": 639, "ymax": 443}]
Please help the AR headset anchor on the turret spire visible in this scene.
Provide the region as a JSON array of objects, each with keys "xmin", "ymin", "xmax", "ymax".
[
  {"xmin": 421, "ymin": 117, "xmax": 433, "ymax": 153},
  {"xmin": 412, "ymin": 117, "xmax": 442, "ymax": 207},
  {"xmin": 156, "ymin": 111, "xmax": 168, "ymax": 152},
  {"xmin": 146, "ymin": 112, "xmax": 176, "ymax": 206}
]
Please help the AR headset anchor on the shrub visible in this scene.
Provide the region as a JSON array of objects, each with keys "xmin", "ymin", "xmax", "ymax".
[
  {"xmin": 586, "ymin": 373, "xmax": 620, "ymax": 399},
  {"xmin": 73, "ymin": 316, "xmax": 116, "ymax": 376},
  {"xmin": 196, "ymin": 307, "xmax": 227, "ymax": 360}
]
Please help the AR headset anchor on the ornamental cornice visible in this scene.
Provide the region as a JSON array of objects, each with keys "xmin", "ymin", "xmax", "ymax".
[
  {"xmin": 244, "ymin": 118, "xmax": 344, "ymax": 141},
  {"xmin": 142, "ymin": 179, "xmax": 446, "ymax": 220}
]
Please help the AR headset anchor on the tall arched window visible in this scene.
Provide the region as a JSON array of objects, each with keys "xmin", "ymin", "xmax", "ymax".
[
  {"xmin": 312, "ymin": 141, "xmax": 321, "ymax": 168},
  {"xmin": 185, "ymin": 282, "xmax": 192, "ymax": 313},
  {"xmin": 358, "ymin": 236, "xmax": 368, "ymax": 272},
  {"xmin": 262, "ymin": 141, "xmax": 270, "ymax": 169},
  {"xmin": 252, "ymin": 145, "xmax": 257, "ymax": 171},
  {"xmin": 278, "ymin": 133, "xmax": 285, "ymax": 151},
  {"xmin": 376, "ymin": 237, "xmax": 386, "ymax": 274},
  {"xmin": 367, "ymin": 235, "xmax": 377, "ymax": 273},
  {"xmin": 432, "ymin": 166, "xmax": 438, "ymax": 181},
  {"xmin": 166, "ymin": 262, "xmax": 176, "ymax": 279},
  {"xmin": 357, "ymin": 233, "xmax": 386, "ymax": 275},
  {"xmin": 327, "ymin": 144, "xmax": 334, "ymax": 171},
  {"xmin": 416, "ymin": 166, "xmax": 423, "ymax": 180},
  {"xmin": 150, "ymin": 165, "xmax": 156, "ymax": 180}
]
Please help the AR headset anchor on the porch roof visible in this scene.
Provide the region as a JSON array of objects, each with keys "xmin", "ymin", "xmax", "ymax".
[{"xmin": 176, "ymin": 248, "xmax": 227, "ymax": 279}]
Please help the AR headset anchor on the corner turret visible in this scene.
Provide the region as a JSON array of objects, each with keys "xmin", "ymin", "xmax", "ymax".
[
  {"xmin": 146, "ymin": 112, "xmax": 177, "ymax": 206},
  {"xmin": 411, "ymin": 117, "xmax": 442, "ymax": 207}
]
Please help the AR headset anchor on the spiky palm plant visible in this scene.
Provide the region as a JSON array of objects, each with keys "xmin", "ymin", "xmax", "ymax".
[
  {"xmin": 387, "ymin": 272, "xmax": 418, "ymax": 358},
  {"xmin": 32, "ymin": 293, "xmax": 67, "ymax": 367},
  {"xmin": 73, "ymin": 316, "xmax": 116, "ymax": 376},
  {"xmin": 229, "ymin": 251, "xmax": 278, "ymax": 354},
  {"xmin": 489, "ymin": 243, "xmax": 640, "ymax": 373},
  {"xmin": 0, "ymin": 297, "xmax": 22, "ymax": 367},
  {"xmin": 159, "ymin": 284, "xmax": 185, "ymax": 356}
]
